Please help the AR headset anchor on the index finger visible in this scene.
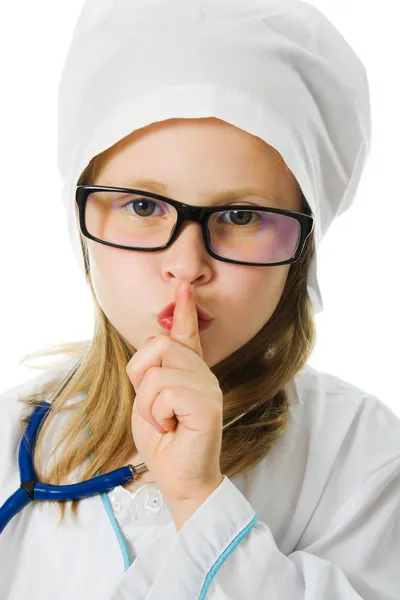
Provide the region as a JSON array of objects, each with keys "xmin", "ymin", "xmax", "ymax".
[{"xmin": 169, "ymin": 281, "xmax": 203, "ymax": 358}]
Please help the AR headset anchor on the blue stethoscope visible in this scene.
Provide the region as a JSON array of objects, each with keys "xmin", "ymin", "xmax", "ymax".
[{"xmin": 0, "ymin": 360, "xmax": 258, "ymax": 535}]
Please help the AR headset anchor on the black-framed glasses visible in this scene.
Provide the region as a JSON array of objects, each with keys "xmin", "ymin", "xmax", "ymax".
[{"xmin": 75, "ymin": 185, "xmax": 315, "ymax": 267}]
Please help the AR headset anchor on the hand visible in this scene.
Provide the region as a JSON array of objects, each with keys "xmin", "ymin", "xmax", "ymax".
[{"xmin": 126, "ymin": 280, "xmax": 224, "ymax": 511}]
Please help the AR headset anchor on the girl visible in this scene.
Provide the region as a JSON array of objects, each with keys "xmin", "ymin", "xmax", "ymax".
[{"xmin": 1, "ymin": 1, "xmax": 399, "ymax": 599}]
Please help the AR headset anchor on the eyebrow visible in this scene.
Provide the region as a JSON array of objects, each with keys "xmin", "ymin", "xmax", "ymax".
[{"xmin": 115, "ymin": 178, "xmax": 286, "ymax": 206}]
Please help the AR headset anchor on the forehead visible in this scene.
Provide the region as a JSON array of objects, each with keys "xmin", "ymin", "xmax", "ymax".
[{"xmin": 92, "ymin": 118, "xmax": 303, "ymax": 210}]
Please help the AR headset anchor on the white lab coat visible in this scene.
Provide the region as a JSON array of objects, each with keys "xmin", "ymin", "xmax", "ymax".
[{"xmin": 1, "ymin": 357, "xmax": 399, "ymax": 599}]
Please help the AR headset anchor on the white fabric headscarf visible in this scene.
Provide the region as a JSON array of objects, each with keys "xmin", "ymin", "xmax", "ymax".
[{"xmin": 57, "ymin": 0, "xmax": 372, "ymax": 315}]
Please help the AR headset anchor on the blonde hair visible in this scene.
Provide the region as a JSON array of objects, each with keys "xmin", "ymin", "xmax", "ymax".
[{"xmin": 18, "ymin": 148, "xmax": 316, "ymax": 522}]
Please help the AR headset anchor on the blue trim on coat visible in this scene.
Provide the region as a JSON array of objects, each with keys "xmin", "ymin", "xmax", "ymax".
[
  {"xmin": 198, "ymin": 513, "xmax": 259, "ymax": 599},
  {"xmin": 100, "ymin": 490, "xmax": 133, "ymax": 571},
  {"xmin": 83, "ymin": 391, "xmax": 132, "ymax": 571},
  {"xmin": 83, "ymin": 390, "xmax": 257, "ymax": 590}
]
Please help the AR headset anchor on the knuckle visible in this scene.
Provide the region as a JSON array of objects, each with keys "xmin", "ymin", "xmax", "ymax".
[
  {"xmin": 140, "ymin": 366, "xmax": 158, "ymax": 387},
  {"xmin": 213, "ymin": 386, "xmax": 223, "ymax": 406},
  {"xmin": 211, "ymin": 381, "xmax": 222, "ymax": 397},
  {"xmin": 126, "ymin": 362, "xmax": 136, "ymax": 381},
  {"xmin": 161, "ymin": 387, "xmax": 174, "ymax": 402},
  {"xmin": 136, "ymin": 398, "xmax": 148, "ymax": 420}
]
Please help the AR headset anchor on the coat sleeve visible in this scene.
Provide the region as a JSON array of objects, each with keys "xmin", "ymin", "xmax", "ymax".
[{"xmin": 111, "ymin": 399, "xmax": 400, "ymax": 600}]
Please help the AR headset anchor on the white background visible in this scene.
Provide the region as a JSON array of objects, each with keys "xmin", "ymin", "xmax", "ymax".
[{"xmin": 0, "ymin": 1, "xmax": 399, "ymax": 415}]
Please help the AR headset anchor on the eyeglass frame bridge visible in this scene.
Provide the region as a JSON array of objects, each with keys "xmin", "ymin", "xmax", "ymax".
[{"xmin": 75, "ymin": 185, "xmax": 315, "ymax": 267}]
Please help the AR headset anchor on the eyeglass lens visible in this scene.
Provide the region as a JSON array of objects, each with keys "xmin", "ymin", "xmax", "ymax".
[{"xmin": 85, "ymin": 191, "xmax": 301, "ymax": 264}]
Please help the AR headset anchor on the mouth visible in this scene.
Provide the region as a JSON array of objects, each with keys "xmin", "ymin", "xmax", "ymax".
[
  {"xmin": 157, "ymin": 301, "xmax": 213, "ymax": 322},
  {"xmin": 157, "ymin": 314, "xmax": 214, "ymax": 332}
]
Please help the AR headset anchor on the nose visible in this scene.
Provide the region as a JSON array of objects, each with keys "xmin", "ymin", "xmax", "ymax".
[{"xmin": 171, "ymin": 219, "xmax": 207, "ymax": 251}]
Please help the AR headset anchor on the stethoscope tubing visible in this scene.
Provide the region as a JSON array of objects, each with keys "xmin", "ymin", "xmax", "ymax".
[
  {"xmin": 0, "ymin": 401, "xmax": 137, "ymax": 534},
  {"xmin": 0, "ymin": 359, "xmax": 260, "ymax": 535}
]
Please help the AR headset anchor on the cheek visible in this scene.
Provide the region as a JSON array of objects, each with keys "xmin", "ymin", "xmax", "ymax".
[
  {"xmin": 222, "ymin": 266, "xmax": 290, "ymax": 335},
  {"xmin": 223, "ymin": 265, "xmax": 290, "ymax": 309},
  {"xmin": 87, "ymin": 245, "xmax": 158, "ymax": 344},
  {"xmin": 87, "ymin": 243, "xmax": 154, "ymax": 305},
  {"xmin": 258, "ymin": 266, "xmax": 291, "ymax": 315},
  {"xmin": 206, "ymin": 266, "xmax": 290, "ymax": 364},
  {"xmin": 89, "ymin": 243, "xmax": 151, "ymax": 280},
  {"xmin": 266, "ymin": 265, "xmax": 291, "ymax": 298}
]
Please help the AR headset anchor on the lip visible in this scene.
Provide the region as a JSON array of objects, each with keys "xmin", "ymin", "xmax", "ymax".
[
  {"xmin": 157, "ymin": 315, "xmax": 213, "ymax": 332},
  {"xmin": 157, "ymin": 301, "xmax": 213, "ymax": 321}
]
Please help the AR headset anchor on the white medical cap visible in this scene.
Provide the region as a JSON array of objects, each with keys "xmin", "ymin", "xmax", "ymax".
[{"xmin": 57, "ymin": 0, "xmax": 372, "ymax": 315}]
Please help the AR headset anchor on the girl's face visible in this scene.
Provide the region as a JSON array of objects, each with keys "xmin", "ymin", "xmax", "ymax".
[{"xmin": 85, "ymin": 117, "xmax": 303, "ymax": 368}]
